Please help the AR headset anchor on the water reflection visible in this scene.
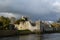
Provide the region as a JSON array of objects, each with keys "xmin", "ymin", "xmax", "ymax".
[
  {"xmin": 0, "ymin": 33, "xmax": 60, "ymax": 40},
  {"xmin": 0, "ymin": 34, "xmax": 41, "ymax": 40},
  {"xmin": 20, "ymin": 34, "xmax": 41, "ymax": 40},
  {"xmin": 0, "ymin": 36, "xmax": 19, "ymax": 40},
  {"xmin": 42, "ymin": 33, "xmax": 60, "ymax": 40}
]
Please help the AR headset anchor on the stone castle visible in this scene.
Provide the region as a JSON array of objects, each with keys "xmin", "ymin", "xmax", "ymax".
[
  {"xmin": 14, "ymin": 16, "xmax": 54, "ymax": 32},
  {"xmin": 15, "ymin": 16, "xmax": 40, "ymax": 32}
]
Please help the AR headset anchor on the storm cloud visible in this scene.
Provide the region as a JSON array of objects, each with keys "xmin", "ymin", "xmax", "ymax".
[{"xmin": 0, "ymin": 0, "xmax": 60, "ymax": 21}]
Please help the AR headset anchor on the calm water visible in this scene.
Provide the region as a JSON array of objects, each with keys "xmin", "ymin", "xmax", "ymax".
[{"xmin": 0, "ymin": 33, "xmax": 60, "ymax": 40}]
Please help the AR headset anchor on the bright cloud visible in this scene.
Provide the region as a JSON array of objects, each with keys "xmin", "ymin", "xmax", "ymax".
[
  {"xmin": 52, "ymin": 2, "xmax": 60, "ymax": 13},
  {"xmin": 0, "ymin": 13, "xmax": 15, "ymax": 17}
]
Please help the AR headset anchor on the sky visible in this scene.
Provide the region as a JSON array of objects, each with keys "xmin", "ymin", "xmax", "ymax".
[{"xmin": 0, "ymin": 0, "xmax": 60, "ymax": 21}]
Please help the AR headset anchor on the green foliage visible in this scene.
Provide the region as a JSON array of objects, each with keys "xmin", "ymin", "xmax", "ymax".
[
  {"xmin": 15, "ymin": 17, "xmax": 28, "ymax": 24},
  {"xmin": 0, "ymin": 16, "xmax": 11, "ymax": 30},
  {"xmin": 16, "ymin": 30, "xmax": 32, "ymax": 35},
  {"xmin": 14, "ymin": 20, "xmax": 20, "ymax": 24}
]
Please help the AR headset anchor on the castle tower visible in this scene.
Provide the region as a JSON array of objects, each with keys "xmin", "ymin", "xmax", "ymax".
[{"xmin": 35, "ymin": 20, "xmax": 40, "ymax": 31}]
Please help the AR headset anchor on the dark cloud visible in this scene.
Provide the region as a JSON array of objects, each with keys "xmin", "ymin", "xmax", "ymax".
[{"xmin": 0, "ymin": 0, "xmax": 60, "ymax": 21}]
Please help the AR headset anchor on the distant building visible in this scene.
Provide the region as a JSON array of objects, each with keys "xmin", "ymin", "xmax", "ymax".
[{"xmin": 40, "ymin": 21, "xmax": 54, "ymax": 32}]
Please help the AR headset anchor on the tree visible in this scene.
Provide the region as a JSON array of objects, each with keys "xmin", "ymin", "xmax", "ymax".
[
  {"xmin": 14, "ymin": 20, "xmax": 20, "ymax": 24},
  {"xmin": 14, "ymin": 16, "xmax": 29, "ymax": 24},
  {"xmin": 0, "ymin": 16, "xmax": 11, "ymax": 30}
]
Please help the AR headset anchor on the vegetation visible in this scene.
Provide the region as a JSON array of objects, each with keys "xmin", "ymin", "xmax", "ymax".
[
  {"xmin": 0, "ymin": 16, "xmax": 11, "ymax": 30},
  {"xmin": 0, "ymin": 16, "xmax": 29, "ymax": 30},
  {"xmin": 15, "ymin": 16, "xmax": 28, "ymax": 24},
  {"xmin": 16, "ymin": 30, "xmax": 32, "ymax": 35}
]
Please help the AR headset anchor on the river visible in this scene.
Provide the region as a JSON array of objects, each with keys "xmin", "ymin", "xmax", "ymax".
[{"xmin": 0, "ymin": 33, "xmax": 60, "ymax": 40}]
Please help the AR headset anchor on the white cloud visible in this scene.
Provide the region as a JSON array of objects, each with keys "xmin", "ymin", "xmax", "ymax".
[
  {"xmin": 52, "ymin": 1, "xmax": 60, "ymax": 13},
  {"xmin": 0, "ymin": 12, "xmax": 15, "ymax": 17},
  {"xmin": 0, "ymin": 12, "xmax": 25, "ymax": 19}
]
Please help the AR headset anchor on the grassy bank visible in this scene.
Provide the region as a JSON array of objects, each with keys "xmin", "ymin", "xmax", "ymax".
[
  {"xmin": 0, "ymin": 30, "xmax": 32, "ymax": 37},
  {"xmin": 16, "ymin": 30, "xmax": 32, "ymax": 35}
]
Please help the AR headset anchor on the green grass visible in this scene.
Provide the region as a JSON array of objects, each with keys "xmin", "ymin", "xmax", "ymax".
[{"xmin": 16, "ymin": 30, "xmax": 32, "ymax": 35}]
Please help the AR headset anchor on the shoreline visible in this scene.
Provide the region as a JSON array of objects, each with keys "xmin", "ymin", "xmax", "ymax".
[{"xmin": 0, "ymin": 30, "xmax": 60, "ymax": 37}]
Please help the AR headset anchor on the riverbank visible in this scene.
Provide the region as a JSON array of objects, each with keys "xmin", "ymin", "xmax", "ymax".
[
  {"xmin": 0, "ymin": 30, "xmax": 17, "ymax": 37},
  {"xmin": 0, "ymin": 30, "xmax": 33, "ymax": 37},
  {"xmin": 1, "ymin": 30, "xmax": 60, "ymax": 37},
  {"xmin": 16, "ymin": 30, "xmax": 32, "ymax": 35},
  {"xmin": 40, "ymin": 30, "xmax": 60, "ymax": 34}
]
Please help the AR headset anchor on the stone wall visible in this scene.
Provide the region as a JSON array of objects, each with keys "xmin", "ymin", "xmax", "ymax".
[{"xmin": 15, "ymin": 21, "xmax": 40, "ymax": 32}]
